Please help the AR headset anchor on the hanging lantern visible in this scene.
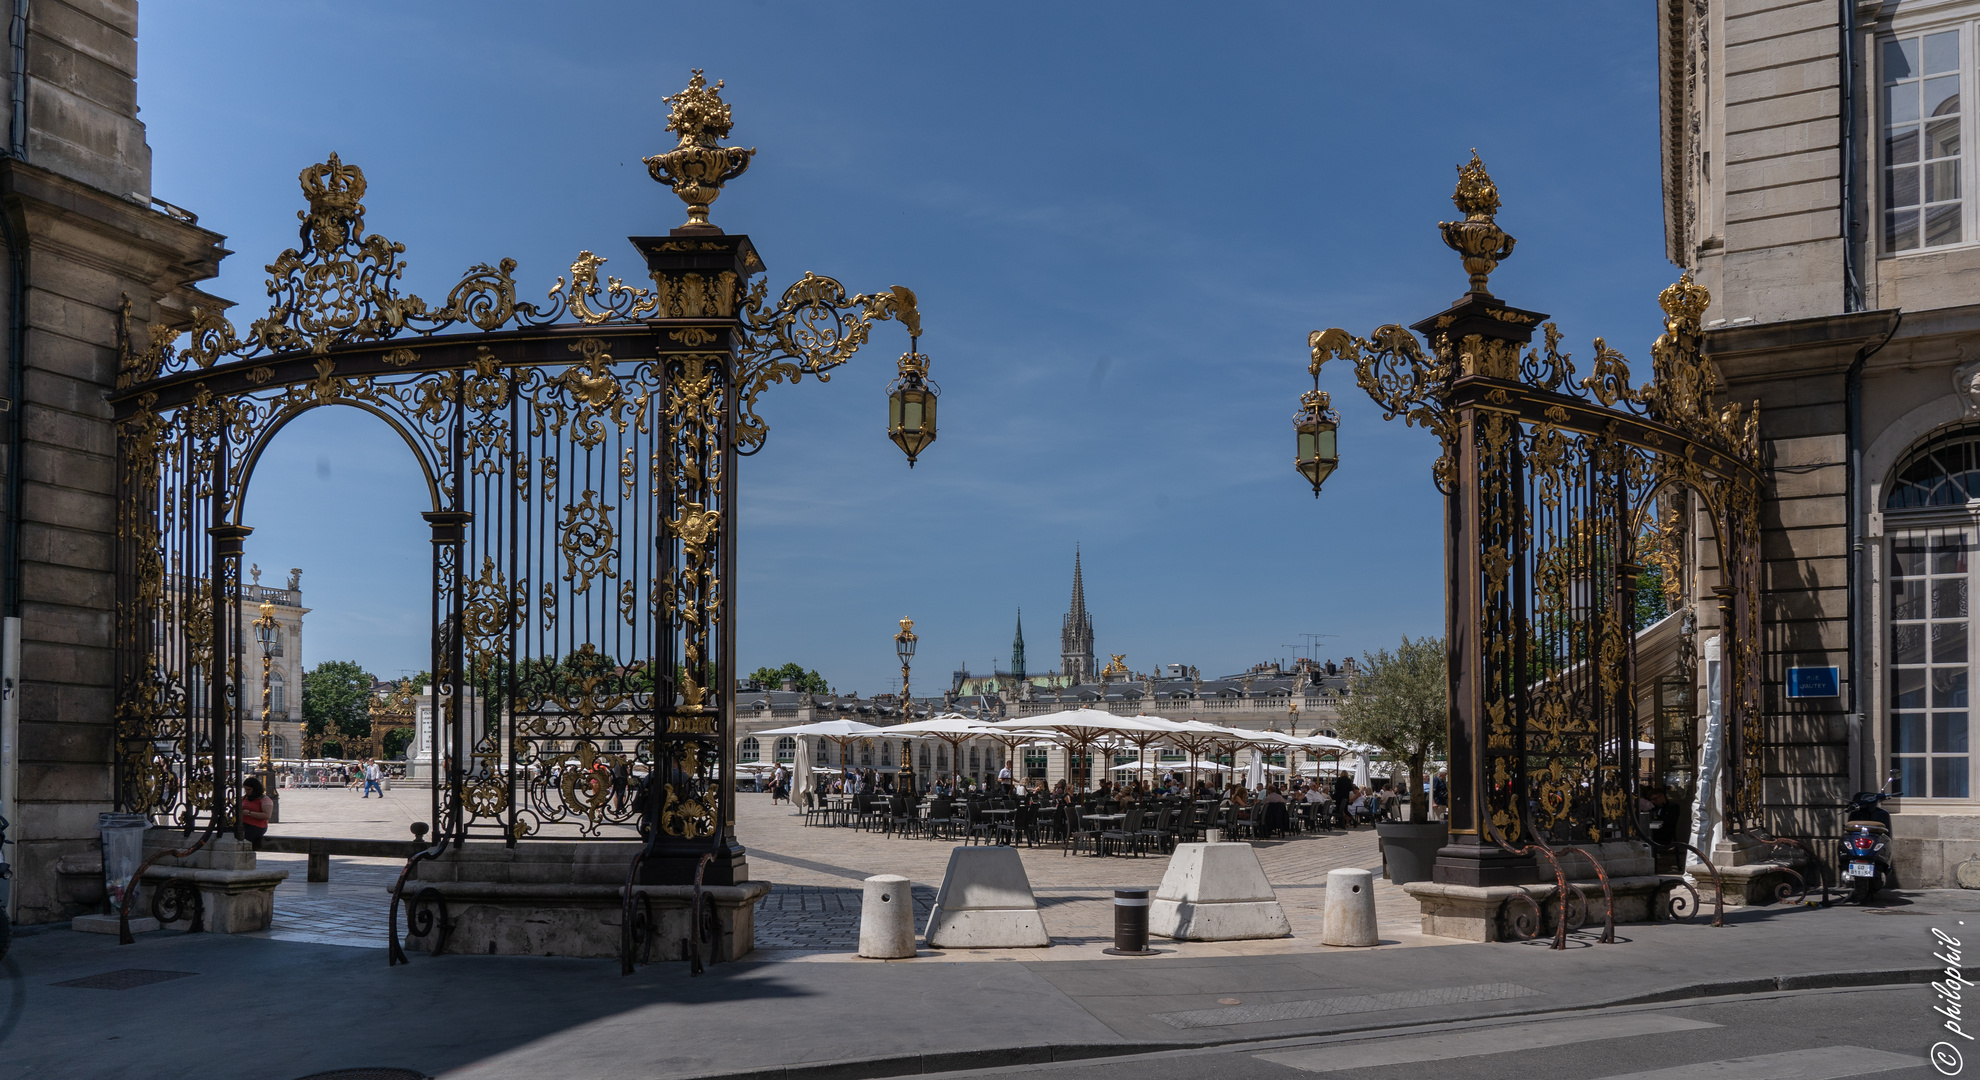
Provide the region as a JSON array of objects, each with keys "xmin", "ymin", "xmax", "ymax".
[
  {"xmin": 887, "ymin": 345, "xmax": 938, "ymax": 466},
  {"xmin": 1295, "ymin": 387, "xmax": 1339, "ymax": 496}
]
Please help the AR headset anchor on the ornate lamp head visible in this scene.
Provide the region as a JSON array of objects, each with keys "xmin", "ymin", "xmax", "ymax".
[
  {"xmin": 896, "ymin": 618, "xmax": 918, "ymax": 662},
  {"xmin": 1296, "ymin": 336, "xmax": 1343, "ymax": 497},
  {"xmin": 1438, "ymin": 150, "xmax": 1517, "ymax": 297},
  {"xmin": 644, "ymin": 70, "xmax": 757, "ymax": 233},
  {"xmin": 887, "ymin": 333, "xmax": 939, "ymax": 467}
]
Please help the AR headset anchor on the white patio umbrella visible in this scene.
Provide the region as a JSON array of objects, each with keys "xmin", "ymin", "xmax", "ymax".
[
  {"xmin": 886, "ymin": 714, "xmax": 1005, "ymax": 788},
  {"xmin": 754, "ymin": 719, "xmax": 887, "ymax": 800},
  {"xmin": 986, "ymin": 710, "xmax": 1167, "ymax": 791},
  {"xmin": 1246, "ymin": 747, "xmax": 1267, "ymax": 790},
  {"xmin": 1352, "ymin": 753, "xmax": 1371, "ymax": 789}
]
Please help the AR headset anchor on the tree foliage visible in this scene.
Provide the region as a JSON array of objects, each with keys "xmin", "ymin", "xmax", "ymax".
[
  {"xmin": 746, "ymin": 663, "xmax": 828, "ymax": 693},
  {"xmin": 302, "ymin": 660, "xmax": 378, "ymax": 743},
  {"xmin": 1335, "ymin": 635, "xmax": 1447, "ymax": 821}
]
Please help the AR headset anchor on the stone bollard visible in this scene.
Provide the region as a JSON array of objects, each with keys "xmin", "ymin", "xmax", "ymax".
[
  {"xmin": 1321, "ymin": 867, "xmax": 1379, "ymax": 947},
  {"xmin": 859, "ymin": 874, "xmax": 917, "ymax": 958}
]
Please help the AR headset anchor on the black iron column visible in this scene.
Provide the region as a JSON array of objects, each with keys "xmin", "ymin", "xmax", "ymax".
[
  {"xmin": 635, "ymin": 231, "xmax": 759, "ymax": 887},
  {"xmin": 209, "ymin": 522, "xmax": 251, "ymax": 836}
]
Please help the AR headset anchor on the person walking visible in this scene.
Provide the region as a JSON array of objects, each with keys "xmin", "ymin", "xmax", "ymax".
[
  {"xmin": 361, "ymin": 758, "xmax": 384, "ymax": 799},
  {"xmin": 1432, "ymin": 769, "xmax": 1449, "ymax": 821}
]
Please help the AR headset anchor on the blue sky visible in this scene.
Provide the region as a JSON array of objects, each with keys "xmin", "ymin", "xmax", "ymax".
[{"xmin": 139, "ymin": 1, "xmax": 1673, "ymax": 695}]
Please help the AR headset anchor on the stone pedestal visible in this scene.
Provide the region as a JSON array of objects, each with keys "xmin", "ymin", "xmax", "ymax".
[
  {"xmin": 137, "ymin": 831, "xmax": 287, "ymax": 934},
  {"xmin": 1148, "ymin": 842, "xmax": 1291, "ymax": 941},
  {"xmin": 1403, "ymin": 873, "xmax": 1673, "ymax": 942},
  {"xmin": 395, "ymin": 840, "xmax": 770, "ymax": 961}
]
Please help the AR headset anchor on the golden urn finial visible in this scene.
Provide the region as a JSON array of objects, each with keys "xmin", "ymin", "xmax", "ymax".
[
  {"xmin": 644, "ymin": 70, "xmax": 757, "ymax": 232},
  {"xmin": 1438, "ymin": 150, "xmax": 1517, "ymax": 297}
]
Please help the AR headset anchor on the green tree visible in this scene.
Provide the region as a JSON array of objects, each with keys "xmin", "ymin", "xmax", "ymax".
[
  {"xmin": 303, "ymin": 660, "xmax": 378, "ymax": 750},
  {"xmin": 746, "ymin": 662, "xmax": 828, "ymax": 693},
  {"xmin": 1336, "ymin": 636, "xmax": 1448, "ymax": 822}
]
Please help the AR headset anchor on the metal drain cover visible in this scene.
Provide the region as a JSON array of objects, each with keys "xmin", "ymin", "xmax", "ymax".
[{"xmin": 291, "ymin": 1070, "xmax": 428, "ymax": 1080}]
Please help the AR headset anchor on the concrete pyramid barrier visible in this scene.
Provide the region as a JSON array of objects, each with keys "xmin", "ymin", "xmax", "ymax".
[
  {"xmin": 922, "ymin": 847, "xmax": 1050, "ymax": 948},
  {"xmin": 1149, "ymin": 841, "xmax": 1291, "ymax": 940}
]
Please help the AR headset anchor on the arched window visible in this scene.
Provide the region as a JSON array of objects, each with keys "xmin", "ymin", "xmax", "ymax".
[
  {"xmin": 774, "ymin": 736, "xmax": 796, "ymax": 763},
  {"xmin": 739, "ymin": 736, "xmax": 760, "ymax": 763},
  {"xmin": 1886, "ymin": 426, "xmax": 1980, "ymax": 798},
  {"xmin": 1887, "ymin": 425, "xmax": 1980, "ymax": 508}
]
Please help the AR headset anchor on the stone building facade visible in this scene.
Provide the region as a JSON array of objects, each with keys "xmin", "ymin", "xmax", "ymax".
[
  {"xmin": 0, "ymin": 1, "xmax": 227, "ymax": 925},
  {"xmin": 1661, "ymin": 0, "xmax": 1980, "ymax": 884}
]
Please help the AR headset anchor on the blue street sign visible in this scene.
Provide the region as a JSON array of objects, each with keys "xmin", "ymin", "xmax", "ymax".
[{"xmin": 1786, "ymin": 666, "xmax": 1839, "ymax": 699}]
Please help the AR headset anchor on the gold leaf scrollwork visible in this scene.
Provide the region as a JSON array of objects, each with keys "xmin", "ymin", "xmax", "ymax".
[{"xmin": 559, "ymin": 490, "xmax": 618, "ymax": 594}]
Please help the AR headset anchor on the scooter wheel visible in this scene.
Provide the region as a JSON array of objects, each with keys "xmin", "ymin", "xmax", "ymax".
[{"xmin": 1851, "ymin": 878, "xmax": 1876, "ymax": 905}]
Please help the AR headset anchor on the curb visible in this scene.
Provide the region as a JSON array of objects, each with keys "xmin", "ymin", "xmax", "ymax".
[{"xmin": 693, "ymin": 965, "xmax": 1963, "ymax": 1080}]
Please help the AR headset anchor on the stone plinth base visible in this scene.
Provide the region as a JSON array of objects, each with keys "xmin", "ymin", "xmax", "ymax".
[
  {"xmin": 394, "ymin": 879, "xmax": 771, "ymax": 961},
  {"xmin": 1691, "ymin": 861, "xmax": 1802, "ymax": 907},
  {"xmin": 397, "ymin": 840, "xmax": 769, "ymax": 960},
  {"xmin": 74, "ymin": 913, "xmax": 156, "ymax": 935},
  {"xmin": 138, "ymin": 831, "xmax": 287, "ymax": 934},
  {"xmin": 1403, "ymin": 875, "xmax": 1672, "ymax": 942}
]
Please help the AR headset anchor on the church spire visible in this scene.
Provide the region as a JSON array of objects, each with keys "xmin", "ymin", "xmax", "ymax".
[
  {"xmin": 1061, "ymin": 545, "xmax": 1095, "ymax": 682},
  {"xmin": 1012, "ymin": 608, "xmax": 1026, "ymax": 682},
  {"xmin": 1070, "ymin": 545, "xmax": 1086, "ymax": 621}
]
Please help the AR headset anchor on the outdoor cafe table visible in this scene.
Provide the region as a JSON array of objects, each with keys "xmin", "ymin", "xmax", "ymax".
[
  {"xmin": 980, "ymin": 807, "xmax": 1016, "ymax": 843},
  {"xmin": 1083, "ymin": 813, "xmax": 1126, "ymax": 855}
]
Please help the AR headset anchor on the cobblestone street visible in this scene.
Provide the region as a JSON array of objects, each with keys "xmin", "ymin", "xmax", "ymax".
[{"xmin": 250, "ymin": 787, "xmax": 1446, "ymax": 959}]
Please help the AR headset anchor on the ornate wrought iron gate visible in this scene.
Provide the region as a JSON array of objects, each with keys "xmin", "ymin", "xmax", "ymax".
[
  {"xmin": 1311, "ymin": 156, "xmax": 1765, "ymax": 885},
  {"xmin": 110, "ymin": 73, "xmax": 930, "ymax": 885}
]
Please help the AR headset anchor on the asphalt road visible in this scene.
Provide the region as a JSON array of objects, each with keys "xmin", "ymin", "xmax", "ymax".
[{"xmin": 925, "ymin": 986, "xmax": 1951, "ymax": 1080}]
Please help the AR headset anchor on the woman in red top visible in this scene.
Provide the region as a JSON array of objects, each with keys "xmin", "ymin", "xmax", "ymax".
[{"xmin": 240, "ymin": 777, "xmax": 273, "ymax": 849}]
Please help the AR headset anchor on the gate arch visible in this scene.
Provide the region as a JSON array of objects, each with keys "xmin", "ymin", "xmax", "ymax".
[{"xmin": 232, "ymin": 400, "xmax": 447, "ymax": 517}]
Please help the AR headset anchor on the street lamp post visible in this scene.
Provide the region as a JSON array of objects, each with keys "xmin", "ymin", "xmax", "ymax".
[
  {"xmin": 895, "ymin": 618, "xmax": 918, "ymax": 791},
  {"xmin": 252, "ymin": 601, "xmax": 278, "ymax": 823}
]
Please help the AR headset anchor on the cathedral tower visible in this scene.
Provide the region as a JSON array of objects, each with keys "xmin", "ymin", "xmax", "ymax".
[
  {"xmin": 1061, "ymin": 546, "xmax": 1094, "ymax": 682},
  {"xmin": 1012, "ymin": 609, "xmax": 1026, "ymax": 682}
]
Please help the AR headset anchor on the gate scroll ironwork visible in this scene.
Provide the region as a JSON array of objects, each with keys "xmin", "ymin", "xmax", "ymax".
[
  {"xmin": 1308, "ymin": 153, "xmax": 1765, "ymax": 886},
  {"xmin": 110, "ymin": 71, "xmax": 933, "ymax": 886}
]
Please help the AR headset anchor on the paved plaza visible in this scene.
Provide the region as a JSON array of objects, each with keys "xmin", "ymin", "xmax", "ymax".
[{"xmin": 253, "ymin": 786, "xmax": 1435, "ymax": 958}]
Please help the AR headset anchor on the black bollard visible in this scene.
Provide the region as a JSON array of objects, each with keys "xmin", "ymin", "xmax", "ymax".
[{"xmin": 1104, "ymin": 888, "xmax": 1155, "ymax": 956}]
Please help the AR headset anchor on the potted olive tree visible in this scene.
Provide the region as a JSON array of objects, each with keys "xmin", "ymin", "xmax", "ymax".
[{"xmin": 1337, "ymin": 635, "xmax": 1448, "ymax": 885}]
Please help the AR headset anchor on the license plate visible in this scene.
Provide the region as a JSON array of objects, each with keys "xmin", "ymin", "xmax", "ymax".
[{"xmin": 1847, "ymin": 862, "xmax": 1876, "ymax": 878}]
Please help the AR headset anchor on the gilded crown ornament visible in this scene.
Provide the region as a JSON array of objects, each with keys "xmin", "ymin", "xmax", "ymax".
[
  {"xmin": 645, "ymin": 70, "xmax": 757, "ymax": 233},
  {"xmin": 1439, "ymin": 150, "xmax": 1517, "ymax": 297}
]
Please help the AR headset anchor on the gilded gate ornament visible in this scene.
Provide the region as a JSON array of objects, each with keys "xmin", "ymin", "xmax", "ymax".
[
  {"xmin": 1300, "ymin": 154, "xmax": 1768, "ymax": 864},
  {"xmin": 111, "ymin": 74, "xmax": 934, "ymax": 871},
  {"xmin": 644, "ymin": 70, "xmax": 755, "ymax": 231}
]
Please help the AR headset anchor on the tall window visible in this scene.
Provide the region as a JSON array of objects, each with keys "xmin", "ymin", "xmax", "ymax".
[
  {"xmin": 1884, "ymin": 29, "xmax": 1964, "ymax": 251},
  {"xmin": 1891, "ymin": 528, "xmax": 1972, "ymax": 797},
  {"xmin": 1025, "ymin": 746, "xmax": 1048, "ymax": 778},
  {"xmin": 739, "ymin": 736, "xmax": 760, "ymax": 764},
  {"xmin": 270, "ymin": 672, "xmax": 286, "ymax": 715},
  {"xmin": 774, "ymin": 736, "xmax": 795, "ymax": 764}
]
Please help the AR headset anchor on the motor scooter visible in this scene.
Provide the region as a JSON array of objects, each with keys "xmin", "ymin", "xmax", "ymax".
[{"xmin": 1839, "ymin": 787, "xmax": 1897, "ymax": 904}]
